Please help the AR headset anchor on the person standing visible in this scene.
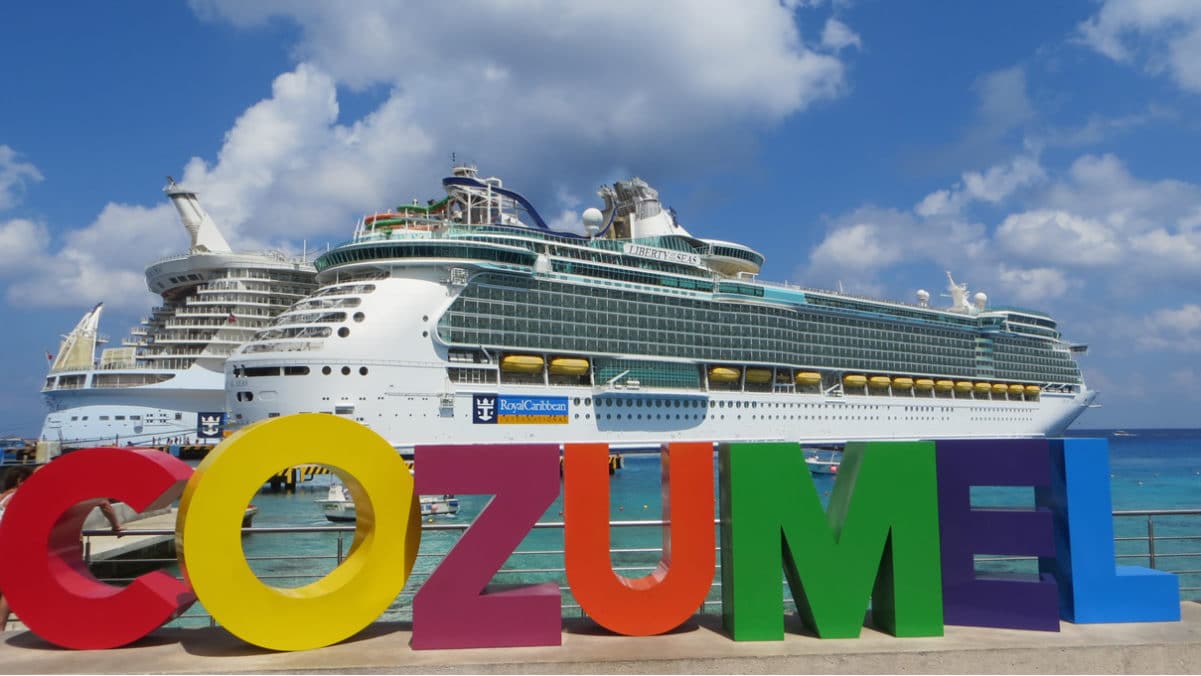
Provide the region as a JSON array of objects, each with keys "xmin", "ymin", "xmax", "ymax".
[{"xmin": 0, "ymin": 465, "xmax": 36, "ymax": 632}]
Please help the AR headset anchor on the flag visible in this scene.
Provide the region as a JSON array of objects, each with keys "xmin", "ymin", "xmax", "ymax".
[
  {"xmin": 45, "ymin": 351, "xmax": 54, "ymax": 362},
  {"xmin": 226, "ymin": 312, "xmax": 237, "ymax": 323}
]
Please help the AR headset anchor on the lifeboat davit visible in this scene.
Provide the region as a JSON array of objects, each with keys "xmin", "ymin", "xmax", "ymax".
[
  {"xmin": 796, "ymin": 371, "xmax": 822, "ymax": 386},
  {"xmin": 869, "ymin": 376, "xmax": 891, "ymax": 389},
  {"xmin": 892, "ymin": 377, "xmax": 915, "ymax": 389},
  {"xmin": 745, "ymin": 368, "xmax": 772, "ymax": 384},
  {"xmin": 843, "ymin": 374, "xmax": 867, "ymax": 387},
  {"xmin": 549, "ymin": 357, "xmax": 589, "ymax": 376},
  {"xmin": 501, "ymin": 355, "xmax": 544, "ymax": 373},
  {"xmin": 709, "ymin": 366, "xmax": 741, "ymax": 383}
]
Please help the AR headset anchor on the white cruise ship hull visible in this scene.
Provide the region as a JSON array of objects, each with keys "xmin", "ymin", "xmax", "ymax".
[
  {"xmin": 226, "ymin": 274, "xmax": 1095, "ymax": 450},
  {"xmin": 41, "ymin": 365, "xmax": 224, "ymax": 448}
]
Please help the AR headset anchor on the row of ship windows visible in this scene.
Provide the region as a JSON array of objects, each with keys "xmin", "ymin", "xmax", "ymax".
[
  {"xmin": 441, "ymin": 327, "xmax": 1077, "ymax": 383},
  {"xmin": 476, "ymin": 276, "xmax": 979, "ymax": 338},
  {"xmin": 68, "ymin": 413, "xmax": 183, "ymax": 422},
  {"xmin": 560, "ymin": 413, "xmax": 1030, "ymax": 423},
  {"xmin": 447, "ymin": 280, "xmax": 1081, "ymax": 381},
  {"xmin": 461, "ymin": 283, "xmax": 979, "ymax": 343}
]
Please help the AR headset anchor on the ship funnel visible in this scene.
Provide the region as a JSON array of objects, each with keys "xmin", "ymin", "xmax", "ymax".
[{"xmin": 164, "ymin": 177, "xmax": 232, "ymax": 253}]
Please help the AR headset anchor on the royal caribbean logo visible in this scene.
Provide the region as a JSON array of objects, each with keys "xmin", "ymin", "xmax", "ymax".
[
  {"xmin": 196, "ymin": 412, "xmax": 226, "ymax": 438},
  {"xmin": 473, "ymin": 394, "xmax": 568, "ymax": 424}
]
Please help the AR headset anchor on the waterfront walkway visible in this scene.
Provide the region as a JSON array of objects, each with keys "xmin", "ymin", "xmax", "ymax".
[{"xmin": 2, "ymin": 603, "xmax": 1199, "ymax": 673}]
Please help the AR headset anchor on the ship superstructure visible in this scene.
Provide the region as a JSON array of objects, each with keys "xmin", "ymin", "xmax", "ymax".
[
  {"xmin": 39, "ymin": 179, "xmax": 317, "ymax": 449},
  {"xmin": 226, "ymin": 165, "xmax": 1094, "ymax": 449}
]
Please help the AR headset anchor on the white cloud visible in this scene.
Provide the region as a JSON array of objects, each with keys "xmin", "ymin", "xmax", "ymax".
[
  {"xmin": 972, "ymin": 66, "xmax": 1034, "ymax": 134},
  {"xmin": 0, "ymin": 203, "xmax": 177, "ymax": 310},
  {"xmin": 821, "ymin": 18, "xmax": 861, "ymax": 51},
  {"xmin": 916, "ymin": 154, "xmax": 1046, "ymax": 217},
  {"xmin": 1136, "ymin": 304, "xmax": 1201, "ymax": 352},
  {"xmin": 996, "ymin": 265, "xmax": 1076, "ymax": 303},
  {"xmin": 6, "ymin": 2, "xmax": 860, "ymax": 313},
  {"xmin": 995, "ymin": 209, "xmax": 1121, "ymax": 265},
  {"xmin": 0, "ymin": 146, "xmax": 43, "ymax": 211},
  {"xmin": 1079, "ymin": 1, "xmax": 1201, "ymax": 92},
  {"xmin": 0, "ymin": 218, "xmax": 50, "ymax": 271}
]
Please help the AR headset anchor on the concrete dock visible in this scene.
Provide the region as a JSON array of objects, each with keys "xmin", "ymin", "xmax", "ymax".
[{"xmin": 1, "ymin": 602, "xmax": 1199, "ymax": 673}]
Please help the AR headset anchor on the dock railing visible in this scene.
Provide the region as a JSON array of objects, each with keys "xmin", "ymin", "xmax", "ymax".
[{"xmin": 6, "ymin": 508, "xmax": 1196, "ymax": 631}]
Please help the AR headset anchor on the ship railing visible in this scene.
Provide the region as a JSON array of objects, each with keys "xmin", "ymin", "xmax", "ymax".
[{"xmin": 43, "ymin": 507, "xmax": 1201, "ymax": 632}]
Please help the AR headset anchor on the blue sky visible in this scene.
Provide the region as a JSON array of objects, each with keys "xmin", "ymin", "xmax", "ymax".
[{"xmin": 2, "ymin": 1, "xmax": 1200, "ymax": 435}]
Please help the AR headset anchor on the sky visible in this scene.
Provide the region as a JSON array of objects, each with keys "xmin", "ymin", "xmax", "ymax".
[{"xmin": 2, "ymin": 0, "xmax": 1199, "ymax": 435}]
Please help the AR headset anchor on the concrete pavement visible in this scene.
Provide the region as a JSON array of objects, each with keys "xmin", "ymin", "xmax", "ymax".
[{"xmin": 2, "ymin": 602, "xmax": 1200, "ymax": 673}]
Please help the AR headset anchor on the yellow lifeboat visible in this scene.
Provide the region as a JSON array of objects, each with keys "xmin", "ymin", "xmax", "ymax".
[
  {"xmin": 974, "ymin": 382, "xmax": 992, "ymax": 393},
  {"xmin": 915, "ymin": 378, "xmax": 935, "ymax": 391},
  {"xmin": 500, "ymin": 354, "xmax": 544, "ymax": 374},
  {"xmin": 869, "ymin": 376, "xmax": 892, "ymax": 389},
  {"xmin": 991, "ymin": 383, "xmax": 1009, "ymax": 394},
  {"xmin": 1025, "ymin": 385, "xmax": 1041, "ymax": 396},
  {"xmin": 955, "ymin": 381, "xmax": 974, "ymax": 392},
  {"xmin": 1008, "ymin": 384, "xmax": 1025, "ymax": 395},
  {"xmin": 795, "ymin": 371, "xmax": 822, "ymax": 386},
  {"xmin": 745, "ymin": 368, "xmax": 772, "ymax": 384},
  {"xmin": 549, "ymin": 357, "xmax": 589, "ymax": 376},
  {"xmin": 935, "ymin": 379, "xmax": 954, "ymax": 391},
  {"xmin": 709, "ymin": 366, "xmax": 741, "ymax": 383},
  {"xmin": 892, "ymin": 377, "xmax": 915, "ymax": 389},
  {"xmin": 843, "ymin": 374, "xmax": 867, "ymax": 387}
]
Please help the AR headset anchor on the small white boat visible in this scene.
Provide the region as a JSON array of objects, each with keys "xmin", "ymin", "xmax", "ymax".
[
  {"xmin": 804, "ymin": 448, "xmax": 841, "ymax": 475},
  {"xmin": 314, "ymin": 482, "xmax": 460, "ymax": 523}
]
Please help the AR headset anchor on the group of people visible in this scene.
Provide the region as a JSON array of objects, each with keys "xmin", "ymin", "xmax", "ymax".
[{"xmin": 0, "ymin": 465, "xmax": 124, "ymax": 633}]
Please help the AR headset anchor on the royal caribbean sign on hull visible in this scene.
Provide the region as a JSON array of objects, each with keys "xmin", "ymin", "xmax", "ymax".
[
  {"xmin": 472, "ymin": 394, "xmax": 568, "ymax": 424},
  {"xmin": 0, "ymin": 414, "xmax": 1180, "ymax": 651}
]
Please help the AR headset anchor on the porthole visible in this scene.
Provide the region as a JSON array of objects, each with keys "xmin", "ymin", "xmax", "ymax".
[
  {"xmin": 341, "ymin": 366, "xmax": 351, "ymax": 375},
  {"xmin": 338, "ymin": 327, "xmax": 350, "ymax": 338},
  {"xmin": 359, "ymin": 367, "xmax": 368, "ymax": 376},
  {"xmin": 353, "ymin": 312, "xmax": 365, "ymax": 322},
  {"xmin": 322, "ymin": 366, "xmax": 332, "ymax": 375},
  {"xmin": 422, "ymin": 331, "xmax": 429, "ymax": 337}
]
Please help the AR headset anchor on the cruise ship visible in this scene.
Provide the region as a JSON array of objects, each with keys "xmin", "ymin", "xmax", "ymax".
[
  {"xmin": 225, "ymin": 165, "xmax": 1095, "ymax": 449},
  {"xmin": 39, "ymin": 179, "xmax": 317, "ymax": 449}
]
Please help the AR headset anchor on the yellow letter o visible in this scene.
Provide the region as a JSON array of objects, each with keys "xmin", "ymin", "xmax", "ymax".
[{"xmin": 177, "ymin": 414, "xmax": 420, "ymax": 650}]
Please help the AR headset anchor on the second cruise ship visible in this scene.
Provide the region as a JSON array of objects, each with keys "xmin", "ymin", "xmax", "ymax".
[
  {"xmin": 39, "ymin": 179, "xmax": 317, "ymax": 449},
  {"xmin": 226, "ymin": 164, "xmax": 1095, "ymax": 449}
]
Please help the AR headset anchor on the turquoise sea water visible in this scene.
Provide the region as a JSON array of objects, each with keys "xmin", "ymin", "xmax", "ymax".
[{"xmin": 165, "ymin": 429, "xmax": 1201, "ymax": 625}]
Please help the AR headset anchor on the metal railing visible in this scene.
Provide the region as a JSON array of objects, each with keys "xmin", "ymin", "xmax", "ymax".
[{"xmin": 32, "ymin": 508, "xmax": 1201, "ymax": 631}]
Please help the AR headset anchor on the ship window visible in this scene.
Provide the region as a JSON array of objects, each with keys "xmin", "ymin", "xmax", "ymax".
[
  {"xmin": 359, "ymin": 367, "xmax": 368, "ymax": 376},
  {"xmin": 341, "ymin": 366, "xmax": 351, "ymax": 375},
  {"xmin": 284, "ymin": 366, "xmax": 310, "ymax": 376},
  {"xmin": 71, "ymin": 416, "xmax": 78, "ymax": 421},
  {"xmin": 100, "ymin": 416, "xmax": 110, "ymax": 420},
  {"xmin": 245, "ymin": 367, "xmax": 282, "ymax": 377},
  {"xmin": 323, "ymin": 366, "xmax": 332, "ymax": 375},
  {"xmin": 115, "ymin": 416, "xmax": 125, "ymax": 420},
  {"xmin": 354, "ymin": 312, "xmax": 365, "ymax": 322},
  {"xmin": 131, "ymin": 415, "xmax": 141, "ymax": 420},
  {"xmin": 338, "ymin": 327, "xmax": 350, "ymax": 338}
]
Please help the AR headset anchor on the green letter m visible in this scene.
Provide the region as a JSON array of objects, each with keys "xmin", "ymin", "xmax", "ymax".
[{"xmin": 719, "ymin": 441, "xmax": 943, "ymax": 639}]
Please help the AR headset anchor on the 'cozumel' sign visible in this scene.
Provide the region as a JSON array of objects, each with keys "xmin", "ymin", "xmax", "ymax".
[{"xmin": 0, "ymin": 414, "xmax": 1181, "ymax": 651}]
